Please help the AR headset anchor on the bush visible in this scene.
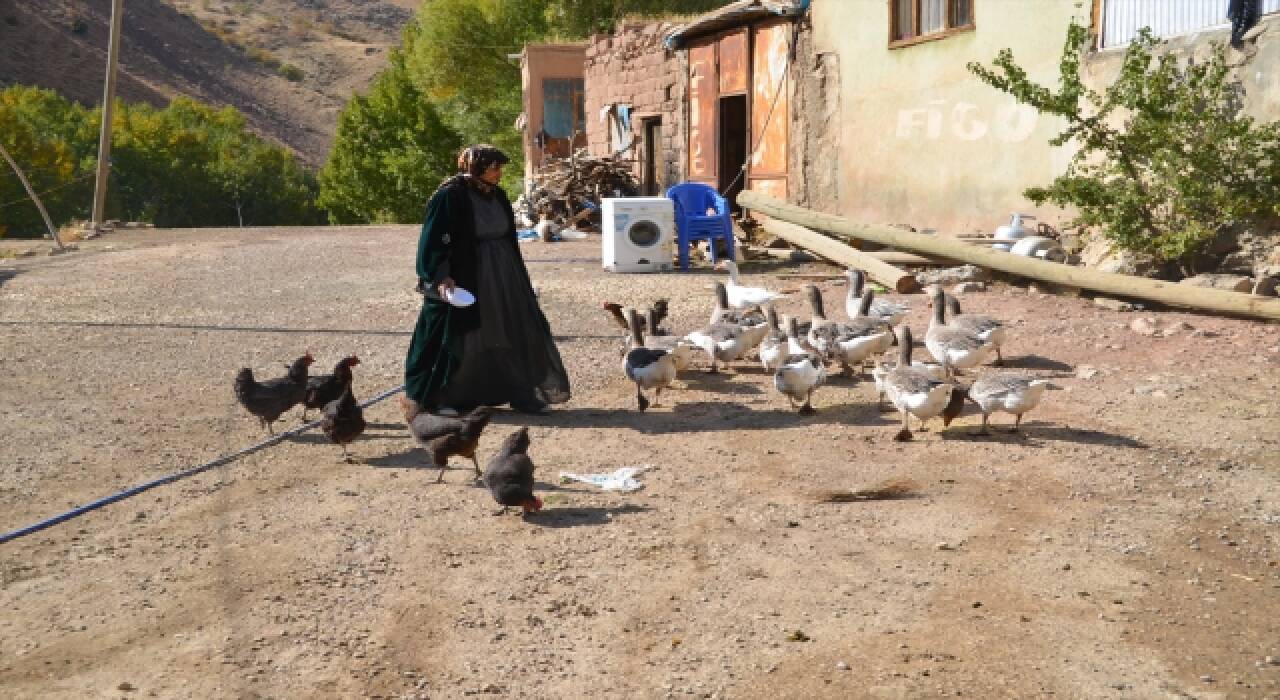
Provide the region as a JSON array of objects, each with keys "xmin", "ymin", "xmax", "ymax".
[
  {"xmin": 244, "ymin": 45, "xmax": 280, "ymax": 69},
  {"xmin": 278, "ymin": 64, "xmax": 304, "ymax": 82},
  {"xmin": 968, "ymin": 22, "xmax": 1280, "ymax": 274}
]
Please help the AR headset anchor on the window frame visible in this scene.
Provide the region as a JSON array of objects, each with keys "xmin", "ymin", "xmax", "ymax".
[{"xmin": 888, "ymin": 0, "xmax": 976, "ymax": 49}]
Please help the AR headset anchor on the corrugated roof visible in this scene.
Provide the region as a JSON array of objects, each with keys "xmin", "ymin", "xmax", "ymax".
[{"xmin": 665, "ymin": 0, "xmax": 806, "ymax": 49}]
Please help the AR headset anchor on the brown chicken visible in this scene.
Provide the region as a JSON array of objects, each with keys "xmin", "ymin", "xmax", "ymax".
[
  {"xmin": 407, "ymin": 406, "xmax": 495, "ymax": 482},
  {"xmin": 321, "ymin": 383, "xmax": 366, "ymax": 462},
  {"xmin": 302, "ymin": 355, "xmax": 360, "ymax": 420},
  {"xmin": 234, "ymin": 353, "xmax": 314, "ymax": 435},
  {"xmin": 484, "ymin": 427, "xmax": 542, "ymax": 515}
]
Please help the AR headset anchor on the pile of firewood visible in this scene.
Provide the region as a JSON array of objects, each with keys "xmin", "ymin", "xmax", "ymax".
[{"xmin": 515, "ymin": 150, "xmax": 640, "ymax": 232}]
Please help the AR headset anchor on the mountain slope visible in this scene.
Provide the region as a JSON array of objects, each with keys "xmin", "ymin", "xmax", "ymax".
[{"xmin": 0, "ymin": 0, "xmax": 417, "ymax": 166}]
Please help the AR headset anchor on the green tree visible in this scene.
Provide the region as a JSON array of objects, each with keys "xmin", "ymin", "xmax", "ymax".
[
  {"xmin": 318, "ymin": 33, "xmax": 462, "ymax": 223},
  {"xmin": 543, "ymin": 0, "xmax": 723, "ymax": 37},
  {"xmin": 1, "ymin": 87, "xmax": 321, "ymax": 235},
  {"xmin": 968, "ymin": 21, "xmax": 1280, "ymax": 274},
  {"xmin": 318, "ymin": 0, "xmax": 728, "ymax": 220},
  {"xmin": 0, "ymin": 86, "xmax": 96, "ymax": 236}
]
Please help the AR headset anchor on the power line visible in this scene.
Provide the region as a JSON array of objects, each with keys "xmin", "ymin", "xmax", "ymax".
[{"xmin": 0, "ymin": 172, "xmax": 96, "ymax": 211}]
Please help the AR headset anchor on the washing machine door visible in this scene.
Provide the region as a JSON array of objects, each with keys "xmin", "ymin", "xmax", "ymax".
[{"xmin": 627, "ymin": 219, "xmax": 663, "ymax": 248}]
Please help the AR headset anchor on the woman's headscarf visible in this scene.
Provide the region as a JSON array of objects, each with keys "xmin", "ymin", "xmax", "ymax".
[{"xmin": 457, "ymin": 145, "xmax": 509, "ymax": 178}]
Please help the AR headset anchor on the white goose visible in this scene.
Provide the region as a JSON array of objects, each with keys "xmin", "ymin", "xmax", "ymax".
[
  {"xmin": 803, "ymin": 283, "xmax": 839, "ymax": 353},
  {"xmin": 622, "ymin": 307, "xmax": 676, "ymax": 412},
  {"xmin": 757, "ymin": 306, "xmax": 789, "ymax": 373},
  {"xmin": 882, "ymin": 325, "xmax": 956, "ymax": 442},
  {"xmin": 773, "ymin": 315, "xmax": 827, "ymax": 415},
  {"xmin": 641, "ymin": 307, "xmax": 694, "ymax": 373},
  {"xmin": 685, "ymin": 318, "xmax": 748, "ymax": 374},
  {"xmin": 845, "ymin": 269, "xmax": 909, "ymax": 325},
  {"xmin": 723, "ymin": 260, "xmax": 785, "ymax": 310},
  {"xmin": 872, "ymin": 341, "xmax": 946, "ymax": 411},
  {"xmin": 925, "ymin": 286, "xmax": 995, "ymax": 377},
  {"xmin": 705, "ymin": 281, "xmax": 769, "ymax": 354},
  {"xmin": 805, "ymin": 285, "xmax": 891, "ymax": 375},
  {"xmin": 943, "ymin": 294, "xmax": 1009, "ymax": 366},
  {"xmin": 963, "ymin": 372, "xmax": 1048, "ymax": 434}
]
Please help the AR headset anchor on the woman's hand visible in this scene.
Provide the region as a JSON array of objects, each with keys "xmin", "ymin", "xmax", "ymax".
[{"xmin": 437, "ymin": 276, "xmax": 456, "ymax": 297}]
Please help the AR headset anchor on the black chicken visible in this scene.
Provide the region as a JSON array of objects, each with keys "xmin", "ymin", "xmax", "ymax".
[
  {"xmin": 407, "ymin": 406, "xmax": 495, "ymax": 482},
  {"xmin": 484, "ymin": 427, "xmax": 542, "ymax": 515},
  {"xmin": 321, "ymin": 383, "xmax": 366, "ymax": 462},
  {"xmin": 234, "ymin": 353, "xmax": 314, "ymax": 435},
  {"xmin": 302, "ymin": 355, "xmax": 360, "ymax": 420}
]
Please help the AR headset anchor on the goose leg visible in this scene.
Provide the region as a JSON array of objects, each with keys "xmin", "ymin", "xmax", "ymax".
[
  {"xmin": 994, "ymin": 347, "xmax": 1004, "ymax": 366},
  {"xmin": 799, "ymin": 392, "xmax": 816, "ymax": 415},
  {"xmin": 1009, "ymin": 413, "xmax": 1023, "ymax": 434},
  {"xmin": 471, "ymin": 454, "xmax": 482, "ymax": 477},
  {"xmin": 971, "ymin": 412, "xmax": 992, "ymax": 436},
  {"xmin": 653, "ymin": 387, "xmax": 664, "ymax": 407},
  {"xmin": 635, "ymin": 385, "xmax": 650, "ymax": 412},
  {"xmin": 894, "ymin": 411, "xmax": 913, "ymax": 442}
]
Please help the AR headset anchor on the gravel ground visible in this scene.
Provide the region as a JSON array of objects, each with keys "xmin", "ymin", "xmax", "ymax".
[{"xmin": 1, "ymin": 226, "xmax": 1279, "ymax": 699}]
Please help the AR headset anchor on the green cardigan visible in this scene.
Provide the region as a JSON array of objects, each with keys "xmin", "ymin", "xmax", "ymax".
[{"xmin": 403, "ymin": 176, "xmax": 528, "ymax": 406}]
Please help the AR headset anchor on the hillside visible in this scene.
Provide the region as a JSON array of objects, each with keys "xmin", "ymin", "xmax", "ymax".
[{"xmin": 0, "ymin": 0, "xmax": 419, "ymax": 166}]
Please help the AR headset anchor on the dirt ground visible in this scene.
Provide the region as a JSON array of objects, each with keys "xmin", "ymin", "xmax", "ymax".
[{"xmin": 1, "ymin": 227, "xmax": 1278, "ymax": 699}]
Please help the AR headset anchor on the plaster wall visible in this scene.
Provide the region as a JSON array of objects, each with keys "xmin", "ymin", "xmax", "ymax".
[{"xmin": 807, "ymin": 0, "xmax": 1090, "ymax": 235}]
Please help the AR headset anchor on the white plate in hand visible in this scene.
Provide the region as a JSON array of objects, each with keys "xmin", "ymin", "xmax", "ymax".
[{"xmin": 444, "ymin": 286, "xmax": 475, "ymax": 307}]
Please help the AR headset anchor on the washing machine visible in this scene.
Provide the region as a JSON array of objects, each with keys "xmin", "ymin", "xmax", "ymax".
[{"xmin": 601, "ymin": 197, "xmax": 675, "ymax": 273}]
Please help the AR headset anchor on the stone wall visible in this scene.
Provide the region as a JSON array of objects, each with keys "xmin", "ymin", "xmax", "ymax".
[
  {"xmin": 789, "ymin": 16, "xmax": 841, "ymax": 215},
  {"xmin": 583, "ymin": 21, "xmax": 687, "ymax": 193}
]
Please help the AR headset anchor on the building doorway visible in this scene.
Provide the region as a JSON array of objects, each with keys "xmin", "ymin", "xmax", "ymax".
[
  {"xmin": 717, "ymin": 94, "xmax": 748, "ymax": 212},
  {"xmin": 641, "ymin": 117, "xmax": 662, "ymax": 196}
]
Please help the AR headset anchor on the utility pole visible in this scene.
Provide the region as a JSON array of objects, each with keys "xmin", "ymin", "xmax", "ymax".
[{"xmin": 90, "ymin": 0, "xmax": 124, "ymax": 235}]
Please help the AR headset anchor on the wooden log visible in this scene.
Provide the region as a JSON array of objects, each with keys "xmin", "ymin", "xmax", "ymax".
[
  {"xmin": 863, "ymin": 250, "xmax": 958, "ymax": 266},
  {"xmin": 738, "ymin": 190, "xmax": 1280, "ymax": 321},
  {"xmin": 760, "ymin": 218, "xmax": 919, "ymax": 293},
  {"xmin": 747, "ymin": 245, "xmax": 818, "ymax": 263},
  {"xmin": 1178, "ymin": 274, "xmax": 1253, "ymax": 293}
]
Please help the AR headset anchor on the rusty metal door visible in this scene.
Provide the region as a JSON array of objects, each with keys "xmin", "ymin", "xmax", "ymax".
[
  {"xmin": 718, "ymin": 30, "xmax": 748, "ymax": 95},
  {"xmin": 687, "ymin": 40, "xmax": 718, "ymax": 186},
  {"xmin": 748, "ymin": 19, "xmax": 790, "ymax": 201}
]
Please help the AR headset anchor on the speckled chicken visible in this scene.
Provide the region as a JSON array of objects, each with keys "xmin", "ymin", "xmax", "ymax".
[
  {"xmin": 302, "ymin": 355, "xmax": 360, "ymax": 420},
  {"xmin": 408, "ymin": 406, "xmax": 495, "ymax": 482},
  {"xmin": 234, "ymin": 353, "xmax": 314, "ymax": 435},
  {"xmin": 483, "ymin": 427, "xmax": 542, "ymax": 515},
  {"xmin": 321, "ymin": 383, "xmax": 365, "ymax": 461}
]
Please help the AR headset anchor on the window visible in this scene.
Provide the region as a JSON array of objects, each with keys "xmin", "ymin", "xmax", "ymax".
[
  {"xmin": 890, "ymin": 0, "xmax": 974, "ymax": 46},
  {"xmin": 541, "ymin": 78, "xmax": 585, "ymax": 139}
]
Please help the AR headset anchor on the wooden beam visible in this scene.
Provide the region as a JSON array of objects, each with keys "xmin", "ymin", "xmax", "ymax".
[
  {"xmin": 863, "ymin": 250, "xmax": 957, "ymax": 266},
  {"xmin": 759, "ymin": 218, "xmax": 919, "ymax": 293},
  {"xmin": 738, "ymin": 190, "xmax": 1280, "ymax": 321}
]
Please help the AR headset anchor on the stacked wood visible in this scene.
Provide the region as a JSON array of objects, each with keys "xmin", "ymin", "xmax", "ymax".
[{"xmin": 519, "ymin": 150, "xmax": 640, "ymax": 232}]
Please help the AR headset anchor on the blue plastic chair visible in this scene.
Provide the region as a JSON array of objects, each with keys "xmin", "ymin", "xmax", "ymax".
[{"xmin": 666, "ymin": 182, "xmax": 735, "ymax": 271}]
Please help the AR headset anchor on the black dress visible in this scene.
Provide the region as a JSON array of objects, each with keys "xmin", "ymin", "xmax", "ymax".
[{"xmin": 406, "ymin": 179, "xmax": 570, "ymax": 412}]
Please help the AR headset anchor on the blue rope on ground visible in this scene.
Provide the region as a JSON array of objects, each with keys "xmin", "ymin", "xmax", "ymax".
[{"xmin": 0, "ymin": 384, "xmax": 406, "ymax": 545}]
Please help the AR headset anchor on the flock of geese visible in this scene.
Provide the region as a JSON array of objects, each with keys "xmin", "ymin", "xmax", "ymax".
[{"xmin": 615, "ymin": 261, "xmax": 1048, "ymax": 441}]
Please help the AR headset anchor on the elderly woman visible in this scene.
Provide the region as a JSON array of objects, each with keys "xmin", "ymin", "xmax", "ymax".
[{"xmin": 402, "ymin": 145, "xmax": 570, "ymax": 418}]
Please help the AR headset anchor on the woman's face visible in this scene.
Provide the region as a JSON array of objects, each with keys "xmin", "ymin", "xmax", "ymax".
[{"xmin": 480, "ymin": 163, "xmax": 503, "ymax": 186}]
